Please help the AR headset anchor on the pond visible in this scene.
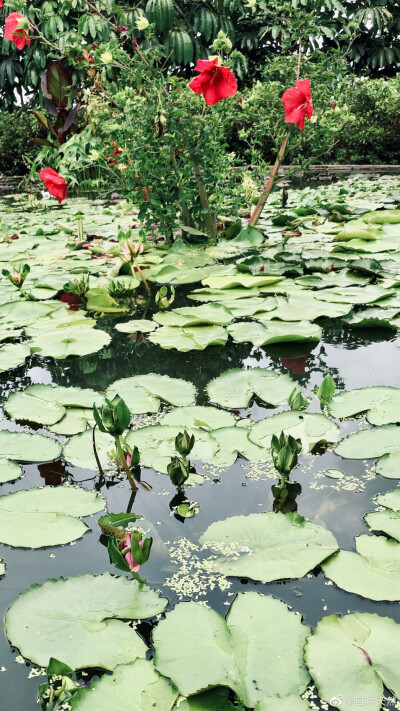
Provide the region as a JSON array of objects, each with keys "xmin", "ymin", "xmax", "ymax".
[{"xmin": 1, "ymin": 175, "xmax": 400, "ymax": 711}]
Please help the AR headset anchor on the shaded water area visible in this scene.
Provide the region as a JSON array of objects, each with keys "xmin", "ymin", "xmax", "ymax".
[{"xmin": 1, "ymin": 178, "xmax": 400, "ymax": 710}]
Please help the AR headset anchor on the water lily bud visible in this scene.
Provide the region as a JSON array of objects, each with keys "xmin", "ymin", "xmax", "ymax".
[
  {"xmin": 93, "ymin": 395, "xmax": 130, "ymax": 436},
  {"xmin": 135, "ymin": 17, "xmax": 150, "ymax": 31},
  {"xmin": 2, "ymin": 263, "xmax": 30, "ymax": 288},
  {"xmin": 175, "ymin": 430, "xmax": 195, "ymax": 457},
  {"xmin": 100, "ymin": 51, "xmax": 113, "ymax": 65},
  {"xmin": 120, "ymin": 533, "xmax": 143, "ymax": 573}
]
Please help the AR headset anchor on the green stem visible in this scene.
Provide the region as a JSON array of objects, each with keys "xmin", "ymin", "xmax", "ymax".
[
  {"xmin": 181, "ymin": 134, "xmax": 217, "ymax": 243},
  {"xmin": 115, "ymin": 436, "xmax": 138, "ymax": 491}
]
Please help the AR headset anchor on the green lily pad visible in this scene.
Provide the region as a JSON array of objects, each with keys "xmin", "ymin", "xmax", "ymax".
[
  {"xmin": 206, "ymin": 368, "xmax": 295, "ymax": 409},
  {"xmin": 322, "ymin": 534, "xmax": 400, "ymax": 601},
  {"xmin": 199, "ymin": 512, "xmax": 338, "ymax": 583},
  {"xmin": 329, "ymin": 386, "xmax": 400, "ymax": 425},
  {"xmin": 160, "ymin": 406, "xmax": 236, "ymax": 430},
  {"xmin": 125, "ymin": 425, "xmax": 218, "ymax": 473},
  {"xmin": 115, "ymin": 319, "xmax": 158, "ymax": 333},
  {"xmin": 0, "ymin": 458, "xmax": 22, "ymax": 483},
  {"xmin": 153, "ymin": 592, "xmax": 310, "ymax": 708},
  {"xmin": 376, "ymin": 452, "xmax": 400, "ymax": 479},
  {"xmin": 228, "ymin": 320, "xmax": 322, "ymax": 346},
  {"xmin": 70, "ymin": 659, "xmax": 178, "ymax": 711},
  {"xmin": 305, "ymin": 613, "xmax": 400, "ymax": 711},
  {"xmin": 4, "ymin": 391, "xmax": 66, "ymax": 425},
  {"xmin": 255, "ymin": 698, "xmax": 310, "ymax": 711},
  {"xmin": 211, "ymin": 426, "xmax": 270, "ymax": 467},
  {"xmin": 63, "ymin": 429, "xmax": 115, "ymax": 471},
  {"xmin": 153, "ymin": 304, "xmax": 233, "ymax": 327},
  {"xmin": 0, "ymin": 486, "xmax": 105, "ymax": 548},
  {"xmin": 5, "ymin": 573, "xmax": 168, "ymax": 670},
  {"xmin": 106, "ymin": 374, "xmax": 196, "ymax": 412},
  {"xmin": 314, "ymin": 285, "xmax": 391, "ymax": 305},
  {"xmin": 202, "ymin": 274, "xmax": 284, "ymax": 289},
  {"xmin": 0, "ymin": 430, "xmax": 62, "ymax": 463},
  {"xmin": 29, "ymin": 327, "xmax": 111, "ymax": 359},
  {"xmin": 149, "ymin": 324, "xmax": 228, "ymax": 351},
  {"xmin": 249, "ymin": 411, "xmax": 339, "ymax": 453},
  {"xmin": 0, "ymin": 342, "xmax": 30, "ymax": 372},
  {"xmin": 335, "ymin": 425, "xmax": 400, "ymax": 462}
]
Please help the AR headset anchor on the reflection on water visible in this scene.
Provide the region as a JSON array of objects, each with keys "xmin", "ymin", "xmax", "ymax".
[{"xmin": 0, "ymin": 320, "xmax": 400, "ymax": 710}]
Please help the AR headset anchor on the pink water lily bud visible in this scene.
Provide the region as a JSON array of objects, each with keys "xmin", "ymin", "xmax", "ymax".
[{"xmin": 120, "ymin": 534, "xmax": 143, "ymax": 573}]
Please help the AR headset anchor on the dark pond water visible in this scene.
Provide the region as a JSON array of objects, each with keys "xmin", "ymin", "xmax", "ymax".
[{"xmin": 1, "ymin": 313, "xmax": 399, "ymax": 709}]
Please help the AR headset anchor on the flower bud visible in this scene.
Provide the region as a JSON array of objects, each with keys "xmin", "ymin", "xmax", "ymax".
[
  {"xmin": 135, "ymin": 17, "xmax": 150, "ymax": 31},
  {"xmin": 175, "ymin": 430, "xmax": 195, "ymax": 457}
]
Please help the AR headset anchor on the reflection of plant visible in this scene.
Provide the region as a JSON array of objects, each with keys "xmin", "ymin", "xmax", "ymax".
[
  {"xmin": 271, "ymin": 431, "xmax": 302, "ymax": 514},
  {"xmin": 93, "ymin": 395, "xmax": 138, "ymax": 491},
  {"xmin": 314, "ymin": 374, "xmax": 336, "ymax": 408},
  {"xmin": 167, "ymin": 430, "xmax": 195, "ymax": 491}
]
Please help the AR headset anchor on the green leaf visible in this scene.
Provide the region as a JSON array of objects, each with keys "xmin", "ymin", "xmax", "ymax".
[
  {"xmin": 199, "ymin": 512, "xmax": 338, "ymax": 582},
  {"xmin": 206, "ymin": 368, "xmax": 295, "ymax": 409},
  {"xmin": 322, "ymin": 535, "xmax": 400, "ymax": 601},
  {"xmin": 149, "ymin": 325, "xmax": 228, "ymax": 351},
  {"xmin": 255, "ymin": 698, "xmax": 310, "ymax": 711},
  {"xmin": 29, "ymin": 326, "xmax": 111, "ymax": 359},
  {"xmin": 305, "ymin": 613, "xmax": 400, "ymax": 711},
  {"xmin": 329, "ymin": 386, "xmax": 400, "ymax": 425},
  {"xmin": 228, "ymin": 320, "xmax": 322, "ymax": 346},
  {"xmin": 5, "ymin": 573, "xmax": 168, "ymax": 670},
  {"xmin": 44, "ymin": 60, "xmax": 72, "ymax": 109},
  {"xmin": 0, "ymin": 486, "xmax": 105, "ymax": 548},
  {"xmin": 153, "ymin": 592, "xmax": 310, "ymax": 707},
  {"xmin": 160, "ymin": 406, "xmax": 236, "ymax": 430},
  {"xmin": 106, "ymin": 374, "xmax": 196, "ymax": 412},
  {"xmin": 249, "ymin": 411, "xmax": 339, "ymax": 453},
  {"xmin": 0, "ymin": 430, "xmax": 62, "ymax": 463},
  {"xmin": 0, "ymin": 342, "xmax": 30, "ymax": 373},
  {"xmin": 71, "ymin": 659, "xmax": 178, "ymax": 711},
  {"xmin": 0, "ymin": 458, "xmax": 22, "ymax": 483}
]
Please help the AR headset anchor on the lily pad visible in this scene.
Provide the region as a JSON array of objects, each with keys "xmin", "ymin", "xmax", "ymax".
[
  {"xmin": 0, "ymin": 342, "xmax": 30, "ymax": 372},
  {"xmin": 0, "ymin": 430, "xmax": 62, "ymax": 463},
  {"xmin": 153, "ymin": 304, "xmax": 233, "ymax": 327},
  {"xmin": 63, "ymin": 429, "xmax": 115, "ymax": 471},
  {"xmin": 335, "ymin": 425, "xmax": 400, "ymax": 463},
  {"xmin": 199, "ymin": 512, "xmax": 338, "ymax": 583},
  {"xmin": 322, "ymin": 534, "xmax": 400, "ymax": 601},
  {"xmin": 29, "ymin": 326, "xmax": 111, "ymax": 359},
  {"xmin": 329, "ymin": 386, "xmax": 400, "ymax": 425},
  {"xmin": 255, "ymin": 699, "xmax": 310, "ymax": 711},
  {"xmin": 5, "ymin": 573, "xmax": 168, "ymax": 669},
  {"xmin": 106, "ymin": 374, "xmax": 196, "ymax": 412},
  {"xmin": 160, "ymin": 406, "xmax": 236, "ymax": 430},
  {"xmin": 125, "ymin": 425, "xmax": 218, "ymax": 473},
  {"xmin": 115, "ymin": 319, "xmax": 158, "ymax": 333},
  {"xmin": 211, "ymin": 426, "xmax": 270, "ymax": 467},
  {"xmin": 305, "ymin": 612, "xmax": 400, "ymax": 711},
  {"xmin": 228, "ymin": 320, "xmax": 322, "ymax": 346},
  {"xmin": 249, "ymin": 411, "xmax": 339, "ymax": 453},
  {"xmin": 70, "ymin": 659, "xmax": 178, "ymax": 711},
  {"xmin": 153, "ymin": 592, "xmax": 310, "ymax": 708},
  {"xmin": 4, "ymin": 391, "xmax": 66, "ymax": 425},
  {"xmin": 0, "ymin": 459, "xmax": 22, "ymax": 483},
  {"xmin": 202, "ymin": 274, "xmax": 284, "ymax": 289},
  {"xmin": 365, "ymin": 489, "xmax": 400, "ymax": 541},
  {"xmin": 149, "ymin": 324, "xmax": 228, "ymax": 351},
  {"xmin": 206, "ymin": 368, "xmax": 295, "ymax": 409}
]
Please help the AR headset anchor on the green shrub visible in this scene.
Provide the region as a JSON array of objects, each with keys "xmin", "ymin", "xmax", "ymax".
[{"xmin": 0, "ymin": 111, "xmax": 39, "ymax": 176}]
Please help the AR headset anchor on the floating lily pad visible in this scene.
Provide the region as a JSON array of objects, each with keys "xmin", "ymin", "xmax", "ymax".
[
  {"xmin": 329, "ymin": 386, "xmax": 400, "ymax": 425},
  {"xmin": 4, "ymin": 391, "xmax": 66, "ymax": 425},
  {"xmin": 0, "ymin": 486, "xmax": 105, "ymax": 548},
  {"xmin": 153, "ymin": 303, "xmax": 233, "ymax": 327},
  {"xmin": 70, "ymin": 659, "xmax": 178, "ymax": 711},
  {"xmin": 305, "ymin": 613, "xmax": 400, "ymax": 711},
  {"xmin": 153, "ymin": 592, "xmax": 310, "ymax": 708},
  {"xmin": 376, "ymin": 452, "xmax": 400, "ymax": 479},
  {"xmin": 115, "ymin": 319, "xmax": 158, "ymax": 333},
  {"xmin": 106, "ymin": 374, "xmax": 196, "ymax": 412},
  {"xmin": 249, "ymin": 411, "xmax": 339, "ymax": 453},
  {"xmin": 322, "ymin": 534, "xmax": 400, "ymax": 601},
  {"xmin": 335, "ymin": 425, "xmax": 400, "ymax": 463},
  {"xmin": 206, "ymin": 368, "xmax": 295, "ymax": 409},
  {"xmin": 199, "ymin": 512, "xmax": 338, "ymax": 583},
  {"xmin": 0, "ymin": 342, "xmax": 30, "ymax": 373},
  {"xmin": 149, "ymin": 324, "xmax": 228, "ymax": 351},
  {"xmin": 160, "ymin": 406, "xmax": 236, "ymax": 430},
  {"xmin": 0, "ymin": 459, "xmax": 22, "ymax": 483},
  {"xmin": 5, "ymin": 573, "xmax": 168, "ymax": 669},
  {"xmin": 228, "ymin": 320, "xmax": 322, "ymax": 346},
  {"xmin": 202, "ymin": 274, "xmax": 284, "ymax": 290},
  {"xmin": 63, "ymin": 429, "xmax": 115, "ymax": 471},
  {"xmin": 0, "ymin": 430, "xmax": 62, "ymax": 462},
  {"xmin": 255, "ymin": 698, "xmax": 310, "ymax": 711},
  {"xmin": 125, "ymin": 425, "xmax": 218, "ymax": 473},
  {"xmin": 29, "ymin": 327, "xmax": 111, "ymax": 359},
  {"xmin": 211, "ymin": 426, "xmax": 270, "ymax": 467}
]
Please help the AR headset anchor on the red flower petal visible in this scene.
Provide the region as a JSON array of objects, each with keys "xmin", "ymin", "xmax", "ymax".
[
  {"xmin": 39, "ymin": 168, "xmax": 67, "ymax": 204},
  {"xmin": 189, "ymin": 62, "xmax": 237, "ymax": 106},
  {"xmin": 281, "ymin": 79, "xmax": 313, "ymax": 131}
]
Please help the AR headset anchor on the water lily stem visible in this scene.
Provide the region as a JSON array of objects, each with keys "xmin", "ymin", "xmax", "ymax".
[
  {"xmin": 115, "ymin": 437, "xmax": 138, "ymax": 491},
  {"xmin": 137, "ymin": 265, "xmax": 151, "ymax": 297},
  {"xmin": 248, "ymin": 133, "xmax": 290, "ymax": 227}
]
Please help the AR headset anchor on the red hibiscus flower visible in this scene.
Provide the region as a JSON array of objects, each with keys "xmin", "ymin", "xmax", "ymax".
[
  {"xmin": 39, "ymin": 168, "xmax": 67, "ymax": 204},
  {"xmin": 281, "ymin": 79, "xmax": 313, "ymax": 131},
  {"xmin": 0, "ymin": 1, "xmax": 3, "ymax": 8},
  {"xmin": 4, "ymin": 12, "xmax": 31, "ymax": 50},
  {"xmin": 82, "ymin": 48, "xmax": 94, "ymax": 63},
  {"xmin": 189, "ymin": 57, "xmax": 237, "ymax": 106}
]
